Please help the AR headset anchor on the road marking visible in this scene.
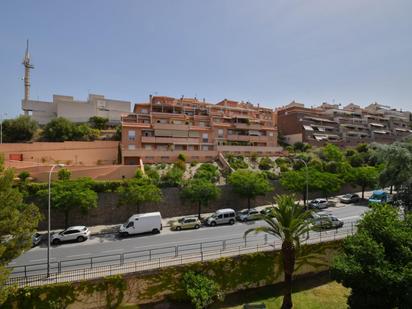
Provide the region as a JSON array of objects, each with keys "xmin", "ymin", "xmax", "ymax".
[
  {"xmin": 66, "ymin": 253, "xmax": 90, "ymax": 258},
  {"xmin": 28, "ymin": 258, "xmax": 55, "ymax": 263},
  {"xmin": 101, "ymin": 249, "xmax": 123, "ymax": 254}
]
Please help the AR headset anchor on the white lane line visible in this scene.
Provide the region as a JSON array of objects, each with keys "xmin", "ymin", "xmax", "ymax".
[
  {"xmin": 28, "ymin": 258, "xmax": 55, "ymax": 263},
  {"xmin": 101, "ymin": 249, "xmax": 123, "ymax": 254},
  {"xmin": 66, "ymin": 253, "xmax": 91, "ymax": 258},
  {"xmin": 340, "ymin": 215, "xmax": 361, "ymax": 221}
]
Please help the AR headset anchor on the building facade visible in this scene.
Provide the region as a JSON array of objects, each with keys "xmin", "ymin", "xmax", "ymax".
[
  {"xmin": 121, "ymin": 96, "xmax": 281, "ymax": 164},
  {"xmin": 22, "ymin": 94, "xmax": 131, "ymax": 125},
  {"xmin": 277, "ymin": 101, "xmax": 412, "ymax": 147}
]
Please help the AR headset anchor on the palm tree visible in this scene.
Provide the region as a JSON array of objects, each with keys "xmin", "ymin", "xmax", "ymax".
[{"xmin": 244, "ymin": 195, "xmax": 311, "ymax": 309}]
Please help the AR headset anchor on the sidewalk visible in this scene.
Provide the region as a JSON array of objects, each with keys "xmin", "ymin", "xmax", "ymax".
[{"xmin": 40, "ymin": 190, "xmax": 377, "ymax": 236}]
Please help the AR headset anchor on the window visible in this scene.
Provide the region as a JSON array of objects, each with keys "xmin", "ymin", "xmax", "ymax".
[
  {"xmin": 128, "ymin": 130, "xmax": 136, "ymax": 141},
  {"xmin": 173, "ymin": 120, "xmax": 183, "ymax": 125},
  {"xmin": 144, "ymin": 144, "xmax": 152, "ymax": 150},
  {"xmin": 217, "ymin": 214, "xmax": 223, "ymax": 219},
  {"xmin": 202, "ymin": 145, "xmax": 209, "ymax": 151},
  {"xmin": 128, "ymin": 144, "xmax": 136, "ymax": 150},
  {"xmin": 199, "ymin": 121, "xmax": 206, "ymax": 127},
  {"xmin": 202, "ymin": 133, "xmax": 208, "ymax": 143},
  {"xmin": 126, "ymin": 221, "xmax": 134, "ymax": 228},
  {"xmin": 188, "ymin": 145, "xmax": 194, "ymax": 151},
  {"xmin": 268, "ymin": 132, "xmax": 274, "ymax": 137},
  {"xmin": 218, "ymin": 129, "xmax": 224, "ymax": 138},
  {"xmin": 224, "ymin": 213, "xmax": 229, "ymax": 218},
  {"xmin": 141, "ymin": 109, "xmax": 148, "ymax": 114}
]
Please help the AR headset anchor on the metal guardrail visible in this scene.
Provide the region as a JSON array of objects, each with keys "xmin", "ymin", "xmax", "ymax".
[{"xmin": 6, "ymin": 220, "xmax": 358, "ymax": 287}]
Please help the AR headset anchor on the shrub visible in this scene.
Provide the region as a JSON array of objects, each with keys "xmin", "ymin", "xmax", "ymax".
[
  {"xmin": 263, "ymin": 170, "xmax": 278, "ymax": 180},
  {"xmin": 135, "ymin": 169, "xmax": 145, "ymax": 179},
  {"xmin": 182, "ymin": 271, "xmax": 223, "ymax": 309},
  {"xmin": 227, "ymin": 155, "xmax": 248, "ymax": 170},
  {"xmin": 250, "ymin": 152, "xmax": 258, "ymax": 162},
  {"xmin": 174, "ymin": 159, "xmax": 186, "ymax": 171},
  {"xmin": 18, "ymin": 171, "xmax": 30, "ymax": 182},
  {"xmin": 190, "ymin": 161, "xmax": 198, "ymax": 167},
  {"xmin": 57, "ymin": 168, "xmax": 71, "ymax": 181},
  {"xmin": 194, "ymin": 163, "xmax": 219, "ymax": 183},
  {"xmin": 161, "ymin": 166, "xmax": 184, "ymax": 187},
  {"xmin": 258, "ymin": 157, "xmax": 274, "ymax": 170},
  {"xmin": 177, "ymin": 153, "xmax": 187, "ymax": 162},
  {"xmin": 144, "ymin": 165, "xmax": 160, "ymax": 184}
]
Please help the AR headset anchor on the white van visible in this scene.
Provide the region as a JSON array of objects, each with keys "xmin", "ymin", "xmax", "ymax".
[{"xmin": 119, "ymin": 212, "xmax": 162, "ymax": 236}]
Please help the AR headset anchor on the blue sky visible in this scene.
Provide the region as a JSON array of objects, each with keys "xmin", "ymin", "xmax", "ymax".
[{"xmin": 1, "ymin": 0, "xmax": 411, "ymax": 117}]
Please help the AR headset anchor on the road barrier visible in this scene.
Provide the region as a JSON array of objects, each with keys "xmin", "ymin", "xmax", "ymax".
[{"xmin": 6, "ymin": 220, "xmax": 358, "ymax": 287}]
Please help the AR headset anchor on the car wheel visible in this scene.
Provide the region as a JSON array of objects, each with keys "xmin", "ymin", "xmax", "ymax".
[
  {"xmin": 229, "ymin": 219, "xmax": 235, "ymax": 225},
  {"xmin": 77, "ymin": 236, "xmax": 85, "ymax": 242},
  {"xmin": 152, "ymin": 228, "xmax": 160, "ymax": 234},
  {"xmin": 120, "ymin": 232, "xmax": 128, "ymax": 237},
  {"xmin": 194, "ymin": 224, "xmax": 200, "ymax": 229},
  {"xmin": 175, "ymin": 226, "xmax": 182, "ymax": 231},
  {"xmin": 52, "ymin": 239, "xmax": 60, "ymax": 245},
  {"xmin": 210, "ymin": 221, "xmax": 217, "ymax": 227}
]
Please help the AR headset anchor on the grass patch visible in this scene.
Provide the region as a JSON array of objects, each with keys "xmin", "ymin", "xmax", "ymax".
[{"xmin": 217, "ymin": 278, "xmax": 349, "ymax": 309}]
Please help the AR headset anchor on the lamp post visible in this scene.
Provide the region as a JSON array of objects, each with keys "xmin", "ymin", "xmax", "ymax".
[
  {"xmin": 288, "ymin": 157, "xmax": 309, "ymax": 210},
  {"xmin": 0, "ymin": 112, "xmax": 7, "ymax": 144},
  {"xmin": 47, "ymin": 163, "xmax": 65, "ymax": 277}
]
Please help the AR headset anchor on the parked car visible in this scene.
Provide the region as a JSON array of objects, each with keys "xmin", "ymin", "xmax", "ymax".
[
  {"xmin": 340, "ymin": 193, "xmax": 360, "ymax": 204},
  {"xmin": 51, "ymin": 226, "xmax": 91, "ymax": 244},
  {"xmin": 260, "ymin": 206, "xmax": 276, "ymax": 217},
  {"xmin": 119, "ymin": 212, "xmax": 162, "ymax": 236},
  {"xmin": 171, "ymin": 217, "xmax": 201, "ymax": 231},
  {"xmin": 311, "ymin": 216, "xmax": 343, "ymax": 230},
  {"xmin": 368, "ymin": 190, "xmax": 393, "ymax": 207},
  {"xmin": 308, "ymin": 198, "xmax": 336, "ymax": 210},
  {"xmin": 236, "ymin": 208, "xmax": 260, "ymax": 222},
  {"xmin": 32, "ymin": 233, "xmax": 42, "ymax": 247},
  {"xmin": 206, "ymin": 209, "xmax": 236, "ymax": 226}
]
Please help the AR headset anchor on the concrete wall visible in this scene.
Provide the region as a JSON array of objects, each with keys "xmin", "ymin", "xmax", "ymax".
[
  {"xmin": 37, "ymin": 181, "xmax": 361, "ymax": 229},
  {"xmin": 0, "ymin": 141, "xmax": 119, "ymax": 166}
]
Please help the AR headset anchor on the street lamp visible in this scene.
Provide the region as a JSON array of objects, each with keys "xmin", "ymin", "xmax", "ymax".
[
  {"xmin": 0, "ymin": 112, "xmax": 7, "ymax": 144},
  {"xmin": 47, "ymin": 163, "xmax": 65, "ymax": 277},
  {"xmin": 288, "ymin": 157, "xmax": 309, "ymax": 210}
]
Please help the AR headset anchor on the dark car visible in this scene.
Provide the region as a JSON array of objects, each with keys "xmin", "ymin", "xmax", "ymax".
[{"xmin": 340, "ymin": 193, "xmax": 360, "ymax": 204}]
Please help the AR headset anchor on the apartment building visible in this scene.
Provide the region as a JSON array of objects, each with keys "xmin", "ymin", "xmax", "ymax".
[
  {"xmin": 22, "ymin": 94, "xmax": 131, "ymax": 125},
  {"xmin": 121, "ymin": 96, "xmax": 281, "ymax": 164},
  {"xmin": 277, "ymin": 101, "xmax": 412, "ymax": 147}
]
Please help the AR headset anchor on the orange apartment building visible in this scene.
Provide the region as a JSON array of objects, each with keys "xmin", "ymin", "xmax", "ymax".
[
  {"xmin": 277, "ymin": 101, "xmax": 412, "ymax": 147},
  {"xmin": 121, "ymin": 96, "xmax": 281, "ymax": 164}
]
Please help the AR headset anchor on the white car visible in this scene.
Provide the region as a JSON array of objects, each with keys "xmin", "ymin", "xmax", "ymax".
[
  {"xmin": 308, "ymin": 198, "xmax": 336, "ymax": 210},
  {"xmin": 51, "ymin": 226, "xmax": 91, "ymax": 245}
]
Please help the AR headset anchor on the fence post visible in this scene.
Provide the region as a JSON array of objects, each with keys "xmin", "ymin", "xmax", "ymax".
[
  {"xmin": 244, "ymin": 237, "xmax": 247, "ymax": 247},
  {"xmin": 351, "ymin": 222, "xmax": 354, "ymax": 235},
  {"xmin": 24, "ymin": 265, "xmax": 27, "ymax": 280},
  {"xmin": 90, "ymin": 258, "xmax": 93, "ymax": 269},
  {"xmin": 149, "ymin": 249, "xmax": 152, "ymax": 261},
  {"xmin": 264, "ymin": 234, "xmax": 268, "ymax": 245},
  {"xmin": 158, "ymin": 258, "xmax": 161, "ymax": 268},
  {"xmin": 223, "ymin": 240, "xmax": 226, "ymax": 251},
  {"xmin": 120, "ymin": 253, "xmax": 124, "ymax": 266},
  {"xmin": 175, "ymin": 246, "xmax": 178, "ymax": 257},
  {"xmin": 58, "ymin": 262, "xmax": 62, "ymax": 274},
  {"xmin": 201, "ymin": 250, "xmax": 204, "ymax": 262}
]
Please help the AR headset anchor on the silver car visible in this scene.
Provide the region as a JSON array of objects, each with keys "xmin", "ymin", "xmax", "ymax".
[
  {"xmin": 206, "ymin": 209, "xmax": 236, "ymax": 226},
  {"xmin": 236, "ymin": 208, "xmax": 260, "ymax": 222},
  {"xmin": 32, "ymin": 233, "xmax": 42, "ymax": 247},
  {"xmin": 309, "ymin": 198, "xmax": 336, "ymax": 210},
  {"xmin": 51, "ymin": 226, "xmax": 91, "ymax": 245}
]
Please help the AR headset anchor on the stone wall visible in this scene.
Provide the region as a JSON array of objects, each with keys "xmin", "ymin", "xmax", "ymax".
[{"xmin": 38, "ymin": 181, "xmax": 361, "ymax": 230}]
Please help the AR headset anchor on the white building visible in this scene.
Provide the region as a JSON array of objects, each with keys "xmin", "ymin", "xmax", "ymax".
[{"xmin": 22, "ymin": 94, "xmax": 131, "ymax": 125}]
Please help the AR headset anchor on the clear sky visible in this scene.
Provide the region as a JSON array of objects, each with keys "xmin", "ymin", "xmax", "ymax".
[{"xmin": 1, "ymin": 0, "xmax": 411, "ymax": 117}]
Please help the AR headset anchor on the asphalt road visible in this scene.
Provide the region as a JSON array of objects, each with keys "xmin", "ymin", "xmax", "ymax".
[{"xmin": 9, "ymin": 203, "xmax": 368, "ymax": 276}]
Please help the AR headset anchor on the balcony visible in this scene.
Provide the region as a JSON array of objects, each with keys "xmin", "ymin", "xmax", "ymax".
[
  {"xmin": 141, "ymin": 136, "xmax": 200, "ymax": 144},
  {"xmin": 233, "ymin": 123, "xmax": 262, "ymax": 130}
]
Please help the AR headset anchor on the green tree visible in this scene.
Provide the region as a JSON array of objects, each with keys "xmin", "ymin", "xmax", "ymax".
[
  {"xmin": 36, "ymin": 179, "xmax": 98, "ymax": 228},
  {"xmin": 331, "ymin": 205, "xmax": 412, "ymax": 308},
  {"xmin": 2, "ymin": 115, "xmax": 38, "ymax": 143},
  {"xmin": 293, "ymin": 142, "xmax": 310, "ymax": 152},
  {"xmin": 182, "ymin": 271, "xmax": 223, "ymax": 309},
  {"xmin": 0, "ymin": 156, "xmax": 41, "ymax": 304},
  {"xmin": 89, "ymin": 116, "xmax": 109, "ymax": 130},
  {"xmin": 181, "ymin": 178, "xmax": 221, "ymax": 219},
  {"xmin": 117, "ymin": 179, "xmax": 162, "ymax": 213},
  {"xmin": 144, "ymin": 165, "xmax": 160, "ymax": 185},
  {"xmin": 319, "ymin": 143, "xmax": 344, "ymax": 162},
  {"xmin": 42, "ymin": 117, "xmax": 98, "ymax": 142},
  {"xmin": 349, "ymin": 166, "xmax": 379, "ymax": 199},
  {"xmin": 57, "ymin": 168, "xmax": 71, "ymax": 181},
  {"xmin": 244, "ymin": 195, "xmax": 312, "ymax": 309},
  {"xmin": 18, "ymin": 171, "xmax": 30, "ymax": 182},
  {"xmin": 114, "ymin": 125, "xmax": 122, "ymax": 141},
  {"xmin": 228, "ymin": 169, "xmax": 272, "ymax": 209}
]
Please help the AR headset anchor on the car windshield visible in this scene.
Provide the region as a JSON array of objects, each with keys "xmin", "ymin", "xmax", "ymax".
[
  {"xmin": 343, "ymin": 194, "xmax": 352, "ymax": 198},
  {"xmin": 239, "ymin": 210, "xmax": 248, "ymax": 215},
  {"xmin": 178, "ymin": 218, "xmax": 185, "ymax": 223},
  {"xmin": 370, "ymin": 194, "xmax": 383, "ymax": 200}
]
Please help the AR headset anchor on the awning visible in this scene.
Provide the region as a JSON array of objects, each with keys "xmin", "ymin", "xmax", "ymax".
[
  {"xmin": 395, "ymin": 128, "xmax": 408, "ymax": 132},
  {"xmin": 373, "ymin": 130, "xmax": 388, "ymax": 134},
  {"xmin": 303, "ymin": 125, "xmax": 313, "ymax": 131},
  {"xmin": 313, "ymin": 134, "xmax": 328, "ymax": 141},
  {"xmin": 305, "ymin": 116, "xmax": 335, "ymax": 123},
  {"xmin": 370, "ymin": 123, "xmax": 384, "ymax": 127}
]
